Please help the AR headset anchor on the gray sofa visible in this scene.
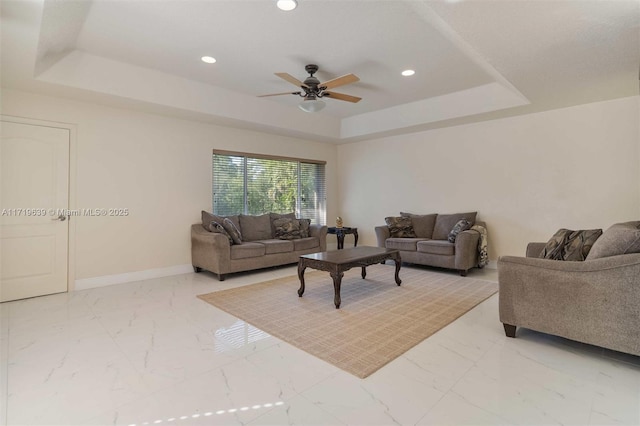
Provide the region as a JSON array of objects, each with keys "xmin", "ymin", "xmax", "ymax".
[
  {"xmin": 498, "ymin": 221, "xmax": 640, "ymax": 356},
  {"xmin": 375, "ymin": 212, "xmax": 485, "ymax": 276},
  {"xmin": 192, "ymin": 212, "xmax": 327, "ymax": 280}
]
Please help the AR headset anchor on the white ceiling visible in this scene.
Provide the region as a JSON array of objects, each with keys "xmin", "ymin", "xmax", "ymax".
[{"xmin": 1, "ymin": 0, "xmax": 639, "ymax": 143}]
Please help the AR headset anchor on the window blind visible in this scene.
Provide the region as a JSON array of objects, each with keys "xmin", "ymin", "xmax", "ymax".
[{"xmin": 212, "ymin": 151, "xmax": 326, "ymax": 225}]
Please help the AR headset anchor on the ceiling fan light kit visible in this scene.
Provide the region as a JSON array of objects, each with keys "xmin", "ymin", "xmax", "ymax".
[
  {"xmin": 298, "ymin": 97, "xmax": 326, "ymax": 113},
  {"xmin": 259, "ymin": 64, "xmax": 361, "ymax": 113}
]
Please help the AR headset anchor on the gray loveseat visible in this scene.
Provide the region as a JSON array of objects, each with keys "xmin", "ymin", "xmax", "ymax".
[
  {"xmin": 498, "ymin": 221, "xmax": 640, "ymax": 356},
  {"xmin": 192, "ymin": 211, "xmax": 327, "ymax": 280},
  {"xmin": 375, "ymin": 212, "xmax": 485, "ymax": 276}
]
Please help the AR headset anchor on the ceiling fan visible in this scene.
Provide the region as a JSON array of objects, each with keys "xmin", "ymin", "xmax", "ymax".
[{"xmin": 259, "ymin": 64, "xmax": 361, "ymax": 112}]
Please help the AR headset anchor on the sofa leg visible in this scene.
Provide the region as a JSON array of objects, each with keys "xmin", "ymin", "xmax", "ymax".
[
  {"xmin": 218, "ymin": 273, "xmax": 226, "ymax": 281},
  {"xmin": 193, "ymin": 266, "xmax": 202, "ymax": 273},
  {"xmin": 503, "ymin": 323, "xmax": 517, "ymax": 338},
  {"xmin": 459, "ymin": 269, "xmax": 468, "ymax": 277}
]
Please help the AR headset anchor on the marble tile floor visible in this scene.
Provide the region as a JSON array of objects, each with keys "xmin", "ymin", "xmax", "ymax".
[{"xmin": 1, "ymin": 264, "xmax": 639, "ymax": 426}]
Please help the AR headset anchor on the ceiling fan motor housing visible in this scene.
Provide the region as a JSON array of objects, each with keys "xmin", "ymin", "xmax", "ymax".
[
  {"xmin": 261, "ymin": 64, "xmax": 361, "ymax": 105},
  {"xmin": 303, "ymin": 64, "xmax": 322, "ymax": 93}
]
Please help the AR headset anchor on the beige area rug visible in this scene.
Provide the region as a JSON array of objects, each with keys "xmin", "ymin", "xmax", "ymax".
[{"xmin": 198, "ymin": 264, "xmax": 497, "ymax": 378}]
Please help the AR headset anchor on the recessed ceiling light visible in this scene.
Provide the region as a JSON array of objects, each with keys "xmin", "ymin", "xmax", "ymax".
[
  {"xmin": 201, "ymin": 56, "xmax": 216, "ymax": 64},
  {"xmin": 277, "ymin": 0, "xmax": 297, "ymax": 11},
  {"xmin": 401, "ymin": 69, "xmax": 415, "ymax": 76}
]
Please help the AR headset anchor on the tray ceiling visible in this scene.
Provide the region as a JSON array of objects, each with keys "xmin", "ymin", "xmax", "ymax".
[{"xmin": 2, "ymin": 0, "xmax": 638, "ymax": 143}]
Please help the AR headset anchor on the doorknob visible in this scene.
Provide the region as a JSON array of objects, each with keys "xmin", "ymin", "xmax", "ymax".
[{"xmin": 51, "ymin": 214, "xmax": 66, "ymax": 221}]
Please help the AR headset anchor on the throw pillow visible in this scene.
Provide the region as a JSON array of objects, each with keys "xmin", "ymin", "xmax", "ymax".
[
  {"xmin": 222, "ymin": 217, "xmax": 243, "ymax": 245},
  {"xmin": 432, "ymin": 212, "xmax": 477, "ymax": 240},
  {"xmin": 273, "ymin": 217, "xmax": 302, "ymax": 240},
  {"xmin": 586, "ymin": 221, "xmax": 640, "ymax": 260},
  {"xmin": 202, "ymin": 210, "xmax": 220, "ymax": 231},
  {"xmin": 270, "ymin": 212, "xmax": 296, "ymax": 237},
  {"xmin": 400, "ymin": 212, "xmax": 437, "ymax": 238},
  {"xmin": 448, "ymin": 219, "xmax": 473, "ymax": 243},
  {"xmin": 385, "ymin": 216, "xmax": 417, "ymax": 238},
  {"xmin": 299, "ymin": 218, "xmax": 311, "ymax": 238},
  {"xmin": 201, "ymin": 210, "xmax": 241, "ymax": 232},
  {"xmin": 540, "ymin": 228, "xmax": 603, "ymax": 261},
  {"xmin": 207, "ymin": 221, "xmax": 233, "ymax": 244}
]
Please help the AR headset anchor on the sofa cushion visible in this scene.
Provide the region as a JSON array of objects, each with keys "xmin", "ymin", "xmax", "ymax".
[
  {"xmin": 273, "ymin": 217, "xmax": 304, "ymax": 240},
  {"xmin": 230, "ymin": 242, "xmax": 265, "ymax": 259},
  {"xmin": 239, "ymin": 214, "xmax": 272, "ymax": 241},
  {"xmin": 385, "ymin": 238, "xmax": 429, "ymax": 251},
  {"xmin": 448, "ymin": 219, "xmax": 473, "ymax": 243},
  {"xmin": 206, "ymin": 221, "xmax": 233, "ymax": 244},
  {"xmin": 222, "ymin": 218, "xmax": 243, "ymax": 245},
  {"xmin": 540, "ymin": 228, "xmax": 603, "ymax": 261},
  {"xmin": 385, "ymin": 216, "xmax": 416, "ymax": 238},
  {"xmin": 255, "ymin": 239, "xmax": 294, "ymax": 254},
  {"xmin": 432, "ymin": 212, "xmax": 477, "ymax": 240},
  {"xmin": 586, "ymin": 221, "xmax": 640, "ymax": 260},
  {"xmin": 400, "ymin": 213, "xmax": 437, "ymax": 238},
  {"xmin": 270, "ymin": 212, "xmax": 296, "ymax": 237},
  {"xmin": 417, "ymin": 240, "xmax": 455, "ymax": 256},
  {"xmin": 293, "ymin": 237, "xmax": 320, "ymax": 251}
]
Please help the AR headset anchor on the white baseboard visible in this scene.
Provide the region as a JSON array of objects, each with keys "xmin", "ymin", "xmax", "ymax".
[
  {"xmin": 485, "ymin": 260, "xmax": 498, "ymax": 270},
  {"xmin": 74, "ymin": 264, "xmax": 194, "ymax": 291}
]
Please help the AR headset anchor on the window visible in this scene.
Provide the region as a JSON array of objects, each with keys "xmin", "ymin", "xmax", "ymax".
[{"xmin": 212, "ymin": 150, "xmax": 326, "ymax": 225}]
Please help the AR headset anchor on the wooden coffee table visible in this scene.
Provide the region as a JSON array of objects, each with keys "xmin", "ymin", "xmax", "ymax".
[{"xmin": 297, "ymin": 246, "xmax": 402, "ymax": 309}]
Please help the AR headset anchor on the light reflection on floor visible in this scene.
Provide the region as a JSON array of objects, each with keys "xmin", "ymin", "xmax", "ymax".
[
  {"xmin": 127, "ymin": 401, "xmax": 285, "ymax": 425},
  {"xmin": 214, "ymin": 320, "xmax": 271, "ymax": 352}
]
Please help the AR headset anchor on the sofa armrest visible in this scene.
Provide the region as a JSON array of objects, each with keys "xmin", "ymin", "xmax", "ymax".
[
  {"xmin": 375, "ymin": 226, "xmax": 390, "ymax": 248},
  {"xmin": 191, "ymin": 224, "xmax": 231, "ymax": 274},
  {"xmin": 310, "ymin": 225, "xmax": 328, "ymax": 251},
  {"xmin": 526, "ymin": 242, "xmax": 546, "ymax": 258},
  {"xmin": 454, "ymin": 229, "xmax": 481, "ymax": 271},
  {"xmin": 497, "ymin": 253, "xmax": 640, "ymax": 355}
]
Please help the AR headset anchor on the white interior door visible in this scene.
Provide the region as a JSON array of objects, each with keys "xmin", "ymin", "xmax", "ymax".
[{"xmin": 1, "ymin": 121, "xmax": 70, "ymax": 302}]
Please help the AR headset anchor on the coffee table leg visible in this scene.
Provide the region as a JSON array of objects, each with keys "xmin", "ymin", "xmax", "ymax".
[
  {"xmin": 330, "ymin": 271, "xmax": 344, "ymax": 309},
  {"xmin": 392, "ymin": 253, "xmax": 402, "ymax": 285},
  {"xmin": 297, "ymin": 261, "xmax": 307, "ymax": 296},
  {"xmin": 361, "ymin": 266, "xmax": 366, "ymax": 279}
]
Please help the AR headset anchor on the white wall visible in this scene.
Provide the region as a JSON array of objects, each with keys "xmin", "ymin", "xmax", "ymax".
[
  {"xmin": 4, "ymin": 89, "xmax": 638, "ymax": 282},
  {"xmin": 2, "ymin": 89, "xmax": 338, "ymax": 282},
  {"xmin": 337, "ymin": 96, "xmax": 640, "ymax": 259}
]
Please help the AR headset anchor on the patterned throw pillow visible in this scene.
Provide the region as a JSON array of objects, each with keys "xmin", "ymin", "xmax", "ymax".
[
  {"xmin": 202, "ymin": 210, "xmax": 221, "ymax": 231},
  {"xmin": 540, "ymin": 228, "xmax": 603, "ymax": 261},
  {"xmin": 299, "ymin": 218, "xmax": 311, "ymax": 238},
  {"xmin": 400, "ymin": 212, "xmax": 437, "ymax": 238},
  {"xmin": 222, "ymin": 217, "xmax": 243, "ymax": 245},
  {"xmin": 270, "ymin": 212, "xmax": 297, "ymax": 237},
  {"xmin": 448, "ymin": 219, "xmax": 473, "ymax": 243},
  {"xmin": 273, "ymin": 217, "xmax": 303, "ymax": 240},
  {"xmin": 385, "ymin": 216, "xmax": 416, "ymax": 238},
  {"xmin": 207, "ymin": 221, "xmax": 234, "ymax": 244}
]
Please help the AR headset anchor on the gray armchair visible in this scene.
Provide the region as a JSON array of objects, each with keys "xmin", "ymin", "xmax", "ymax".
[{"xmin": 498, "ymin": 240, "xmax": 640, "ymax": 356}]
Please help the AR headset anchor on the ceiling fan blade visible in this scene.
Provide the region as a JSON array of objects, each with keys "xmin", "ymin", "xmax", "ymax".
[
  {"xmin": 258, "ymin": 92, "xmax": 300, "ymax": 97},
  {"xmin": 320, "ymin": 74, "xmax": 360, "ymax": 90},
  {"xmin": 275, "ymin": 72, "xmax": 309, "ymax": 88},
  {"xmin": 324, "ymin": 91, "xmax": 362, "ymax": 103}
]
